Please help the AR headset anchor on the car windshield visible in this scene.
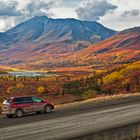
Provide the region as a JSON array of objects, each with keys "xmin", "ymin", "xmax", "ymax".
[
  {"xmin": 32, "ymin": 97, "xmax": 43, "ymax": 103},
  {"xmin": 3, "ymin": 99, "xmax": 10, "ymax": 104}
]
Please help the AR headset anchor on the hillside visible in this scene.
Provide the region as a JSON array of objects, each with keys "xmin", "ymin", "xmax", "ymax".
[
  {"xmin": 20, "ymin": 26, "xmax": 139, "ymax": 70},
  {"xmin": 62, "ymin": 60, "xmax": 140, "ymax": 97},
  {"xmin": 59, "ymin": 26, "xmax": 140, "ymax": 67},
  {"xmin": 0, "ymin": 16, "xmax": 139, "ymax": 70}
]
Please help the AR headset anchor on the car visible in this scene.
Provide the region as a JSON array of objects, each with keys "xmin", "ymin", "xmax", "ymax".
[{"xmin": 2, "ymin": 96, "xmax": 54, "ymax": 118}]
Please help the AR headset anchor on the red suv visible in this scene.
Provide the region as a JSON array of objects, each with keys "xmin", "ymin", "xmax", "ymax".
[{"xmin": 2, "ymin": 96, "xmax": 54, "ymax": 118}]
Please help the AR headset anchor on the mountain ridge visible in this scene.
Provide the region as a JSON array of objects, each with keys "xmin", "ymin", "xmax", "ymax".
[{"xmin": 0, "ymin": 15, "xmax": 116, "ymax": 46}]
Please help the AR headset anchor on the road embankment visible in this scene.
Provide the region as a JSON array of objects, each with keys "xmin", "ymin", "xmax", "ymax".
[{"xmin": 0, "ymin": 93, "xmax": 140, "ymax": 140}]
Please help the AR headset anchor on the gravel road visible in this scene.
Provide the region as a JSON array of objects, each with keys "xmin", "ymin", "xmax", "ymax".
[{"xmin": 0, "ymin": 96, "xmax": 140, "ymax": 140}]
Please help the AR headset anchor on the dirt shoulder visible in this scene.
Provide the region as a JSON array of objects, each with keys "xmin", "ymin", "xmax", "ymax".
[{"xmin": 1, "ymin": 93, "xmax": 140, "ymax": 114}]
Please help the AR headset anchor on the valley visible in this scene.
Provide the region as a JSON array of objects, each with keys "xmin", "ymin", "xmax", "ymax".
[{"xmin": 0, "ymin": 16, "xmax": 139, "ymax": 108}]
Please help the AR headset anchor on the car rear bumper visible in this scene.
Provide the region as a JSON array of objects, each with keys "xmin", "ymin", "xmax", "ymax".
[{"xmin": 2, "ymin": 110, "xmax": 15, "ymax": 115}]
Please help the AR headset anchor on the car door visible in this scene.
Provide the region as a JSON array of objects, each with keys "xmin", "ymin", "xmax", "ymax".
[
  {"xmin": 22, "ymin": 97, "xmax": 34, "ymax": 113},
  {"xmin": 13, "ymin": 97, "xmax": 33, "ymax": 113},
  {"xmin": 31, "ymin": 97, "xmax": 45, "ymax": 112}
]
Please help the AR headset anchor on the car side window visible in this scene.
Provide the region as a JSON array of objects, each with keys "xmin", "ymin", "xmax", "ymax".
[
  {"xmin": 13, "ymin": 98, "xmax": 23, "ymax": 104},
  {"xmin": 13, "ymin": 97, "xmax": 33, "ymax": 104},
  {"xmin": 32, "ymin": 97, "xmax": 43, "ymax": 103},
  {"xmin": 23, "ymin": 97, "xmax": 33, "ymax": 104}
]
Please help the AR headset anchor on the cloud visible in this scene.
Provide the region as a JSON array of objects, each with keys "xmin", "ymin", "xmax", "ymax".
[
  {"xmin": 99, "ymin": 0, "xmax": 140, "ymax": 30},
  {"xmin": 0, "ymin": 17, "xmax": 15, "ymax": 32},
  {"xmin": 76, "ymin": 0, "xmax": 117, "ymax": 21},
  {"xmin": 0, "ymin": 0, "xmax": 57, "ymax": 17},
  {"xmin": 0, "ymin": 0, "xmax": 139, "ymax": 32},
  {"xmin": 0, "ymin": 0, "xmax": 57, "ymax": 31},
  {"xmin": 23, "ymin": 0, "xmax": 56, "ymax": 17},
  {"xmin": 0, "ymin": 1, "xmax": 21, "ymax": 16},
  {"xmin": 57, "ymin": 0, "xmax": 82, "ymax": 8},
  {"xmin": 121, "ymin": 9, "xmax": 140, "ymax": 18}
]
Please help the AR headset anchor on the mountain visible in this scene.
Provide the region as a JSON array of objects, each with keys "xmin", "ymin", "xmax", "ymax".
[
  {"xmin": 0, "ymin": 24, "xmax": 139, "ymax": 69},
  {"xmin": 2, "ymin": 16, "xmax": 139, "ymax": 69},
  {"xmin": 63, "ymin": 26, "xmax": 140, "ymax": 66},
  {"xmin": 0, "ymin": 16, "xmax": 116, "ymax": 44},
  {"xmin": 0, "ymin": 16, "xmax": 116, "ymax": 50}
]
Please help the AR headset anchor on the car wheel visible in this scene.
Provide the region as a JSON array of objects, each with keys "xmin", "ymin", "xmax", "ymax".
[
  {"xmin": 16, "ymin": 109, "xmax": 23, "ymax": 118},
  {"xmin": 36, "ymin": 111, "xmax": 41, "ymax": 114},
  {"xmin": 6, "ymin": 114, "xmax": 13, "ymax": 118},
  {"xmin": 44, "ymin": 105, "xmax": 52, "ymax": 113}
]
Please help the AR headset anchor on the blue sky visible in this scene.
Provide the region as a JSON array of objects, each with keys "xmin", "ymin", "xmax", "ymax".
[{"xmin": 0, "ymin": 0, "xmax": 139, "ymax": 31}]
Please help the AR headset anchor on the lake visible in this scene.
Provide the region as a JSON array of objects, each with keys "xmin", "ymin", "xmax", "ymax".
[{"xmin": 7, "ymin": 71, "xmax": 59, "ymax": 77}]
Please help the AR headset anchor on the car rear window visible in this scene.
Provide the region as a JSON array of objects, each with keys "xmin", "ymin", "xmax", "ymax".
[{"xmin": 13, "ymin": 97, "xmax": 33, "ymax": 104}]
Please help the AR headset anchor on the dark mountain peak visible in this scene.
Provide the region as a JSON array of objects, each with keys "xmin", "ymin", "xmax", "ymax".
[
  {"xmin": 34, "ymin": 15, "xmax": 48, "ymax": 19},
  {"xmin": 29, "ymin": 15, "xmax": 49, "ymax": 22}
]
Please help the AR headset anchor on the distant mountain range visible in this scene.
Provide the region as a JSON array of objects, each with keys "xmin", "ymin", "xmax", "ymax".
[{"xmin": 0, "ymin": 16, "xmax": 139, "ymax": 69}]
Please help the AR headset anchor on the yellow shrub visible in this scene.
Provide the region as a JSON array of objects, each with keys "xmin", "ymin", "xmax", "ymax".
[
  {"xmin": 82, "ymin": 90, "xmax": 97, "ymax": 100},
  {"xmin": 103, "ymin": 72, "xmax": 123, "ymax": 84},
  {"xmin": 37, "ymin": 86, "xmax": 45, "ymax": 94}
]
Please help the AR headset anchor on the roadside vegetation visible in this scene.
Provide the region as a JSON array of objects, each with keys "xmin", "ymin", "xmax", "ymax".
[{"xmin": 0, "ymin": 60, "xmax": 140, "ymax": 110}]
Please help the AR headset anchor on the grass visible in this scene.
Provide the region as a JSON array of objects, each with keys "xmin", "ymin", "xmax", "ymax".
[{"xmin": 55, "ymin": 92, "xmax": 140, "ymax": 109}]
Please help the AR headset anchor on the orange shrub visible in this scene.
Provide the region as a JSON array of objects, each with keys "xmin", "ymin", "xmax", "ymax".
[
  {"xmin": 16, "ymin": 83, "xmax": 24, "ymax": 88},
  {"xmin": 7, "ymin": 86, "xmax": 16, "ymax": 94}
]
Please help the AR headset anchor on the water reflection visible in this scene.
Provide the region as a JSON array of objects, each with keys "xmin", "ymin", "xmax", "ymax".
[{"xmin": 7, "ymin": 71, "xmax": 58, "ymax": 77}]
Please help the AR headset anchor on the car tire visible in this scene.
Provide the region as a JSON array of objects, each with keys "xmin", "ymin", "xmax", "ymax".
[
  {"xmin": 6, "ymin": 114, "xmax": 13, "ymax": 118},
  {"xmin": 44, "ymin": 105, "xmax": 52, "ymax": 113},
  {"xmin": 36, "ymin": 111, "xmax": 41, "ymax": 114},
  {"xmin": 16, "ymin": 109, "xmax": 23, "ymax": 118}
]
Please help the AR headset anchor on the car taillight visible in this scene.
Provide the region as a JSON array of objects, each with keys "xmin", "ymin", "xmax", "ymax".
[{"xmin": 10, "ymin": 104, "xmax": 14, "ymax": 108}]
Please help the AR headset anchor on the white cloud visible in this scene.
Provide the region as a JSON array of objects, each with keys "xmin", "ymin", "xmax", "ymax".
[
  {"xmin": 121, "ymin": 9, "xmax": 139, "ymax": 18},
  {"xmin": 99, "ymin": 0, "xmax": 140, "ymax": 30},
  {"xmin": 52, "ymin": 7, "xmax": 77, "ymax": 19},
  {"xmin": 22, "ymin": 0, "xmax": 55, "ymax": 17},
  {"xmin": 0, "ymin": 0, "xmax": 22, "ymax": 16},
  {"xmin": 76, "ymin": 0, "xmax": 117, "ymax": 21},
  {"xmin": 0, "ymin": 0, "xmax": 139, "ymax": 31},
  {"xmin": 0, "ymin": 17, "xmax": 15, "ymax": 32},
  {"xmin": 0, "ymin": 0, "xmax": 57, "ymax": 31}
]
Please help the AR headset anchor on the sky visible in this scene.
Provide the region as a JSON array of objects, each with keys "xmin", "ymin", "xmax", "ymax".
[{"xmin": 0, "ymin": 0, "xmax": 139, "ymax": 32}]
